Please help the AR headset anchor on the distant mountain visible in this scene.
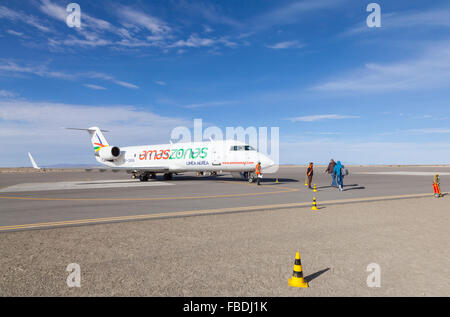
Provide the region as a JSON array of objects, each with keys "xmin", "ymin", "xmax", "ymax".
[{"xmin": 42, "ymin": 163, "xmax": 104, "ymax": 168}]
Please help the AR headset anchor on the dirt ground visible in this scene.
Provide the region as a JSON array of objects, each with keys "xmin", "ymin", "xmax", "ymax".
[{"xmin": 0, "ymin": 196, "xmax": 449, "ymax": 296}]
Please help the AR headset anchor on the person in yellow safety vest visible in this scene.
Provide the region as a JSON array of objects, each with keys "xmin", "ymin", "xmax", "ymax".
[
  {"xmin": 306, "ymin": 162, "xmax": 314, "ymax": 189},
  {"xmin": 255, "ymin": 161, "xmax": 262, "ymax": 185}
]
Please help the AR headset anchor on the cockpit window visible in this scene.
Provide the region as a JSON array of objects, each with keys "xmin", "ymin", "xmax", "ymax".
[{"xmin": 230, "ymin": 145, "xmax": 256, "ymax": 151}]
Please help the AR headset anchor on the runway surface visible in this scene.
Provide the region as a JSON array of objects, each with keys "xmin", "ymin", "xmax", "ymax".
[
  {"xmin": 0, "ymin": 165, "xmax": 448, "ymax": 231},
  {"xmin": 1, "ymin": 165, "xmax": 449, "ymax": 296}
]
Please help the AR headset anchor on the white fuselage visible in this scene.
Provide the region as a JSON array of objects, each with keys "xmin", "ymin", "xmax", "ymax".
[{"xmin": 96, "ymin": 140, "xmax": 274, "ymax": 173}]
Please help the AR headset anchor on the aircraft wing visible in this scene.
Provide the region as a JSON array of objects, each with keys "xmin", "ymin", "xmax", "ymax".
[
  {"xmin": 136, "ymin": 167, "xmax": 170, "ymax": 172},
  {"xmin": 84, "ymin": 167, "xmax": 171, "ymax": 173}
]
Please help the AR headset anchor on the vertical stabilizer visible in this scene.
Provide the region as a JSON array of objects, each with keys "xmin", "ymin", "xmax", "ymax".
[
  {"xmin": 66, "ymin": 127, "xmax": 110, "ymax": 153},
  {"xmin": 28, "ymin": 152, "xmax": 41, "ymax": 170},
  {"xmin": 87, "ymin": 127, "xmax": 109, "ymax": 153}
]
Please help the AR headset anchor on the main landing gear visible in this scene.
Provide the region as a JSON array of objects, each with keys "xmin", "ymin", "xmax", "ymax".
[{"xmin": 134, "ymin": 172, "xmax": 163, "ymax": 182}]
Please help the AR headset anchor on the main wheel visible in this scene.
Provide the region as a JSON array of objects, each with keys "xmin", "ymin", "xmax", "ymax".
[
  {"xmin": 139, "ymin": 174, "xmax": 149, "ymax": 182},
  {"xmin": 163, "ymin": 173, "xmax": 173, "ymax": 180}
]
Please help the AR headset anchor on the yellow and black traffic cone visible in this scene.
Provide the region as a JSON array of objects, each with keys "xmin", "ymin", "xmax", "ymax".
[
  {"xmin": 313, "ymin": 184, "xmax": 317, "ymax": 192},
  {"xmin": 275, "ymin": 177, "xmax": 279, "ymax": 183},
  {"xmin": 311, "ymin": 197, "xmax": 318, "ymax": 210},
  {"xmin": 304, "ymin": 176, "xmax": 308, "ymax": 187},
  {"xmin": 288, "ymin": 252, "xmax": 309, "ymax": 288}
]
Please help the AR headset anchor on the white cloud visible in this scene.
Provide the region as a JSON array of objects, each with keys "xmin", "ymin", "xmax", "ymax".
[
  {"xmin": 0, "ymin": 90, "xmax": 17, "ymax": 97},
  {"xmin": 83, "ymin": 84, "xmax": 107, "ymax": 90},
  {"xmin": 168, "ymin": 34, "xmax": 237, "ymax": 50},
  {"xmin": 155, "ymin": 81, "xmax": 167, "ymax": 86},
  {"xmin": 178, "ymin": 1, "xmax": 242, "ymax": 28},
  {"xmin": 250, "ymin": 0, "xmax": 345, "ymax": 31},
  {"xmin": 38, "ymin": 1, "xmax": 166, "ymax": 49},
  {"xmin": 118, "ymin": 6, "xmax": 171, "ymax": 35},
  {"xmin": 0, "ymin": 5, "xmax": 50, "ymax": 32},
  {"xmin": 170, "ymin": 34, "xmax": 216, "ymax": 48},
  {"xmin": 0, "ymin": 61, "xmax": 75, "ymax": 80},
  {"xmin": 280, "ymin": 139, "xmax": 450, "ymax": 165},
  {"xmin": 6, "ymin": 29, "xmax": 25, "ymax": 37},
  {"xmin": 311, "ymin": 41, "xmax": 450, "ymax": 93},
  {"xmin": 183, "ymin": 100, "xmax": 237, "ymax": 109},
  {"xmin": 405, "ymin": 128, "xmax": 450, "ymax": 134},
  {"xmin": 342, "ymin": 8, "xmax": 450, "ymax": 37},
  {"xmin": 3, "ymin": 1, "xmax": 239, "ymax": 53},
  {"xmin": 38, "ymin": 0, "xmax": 66, "ymax": 21},
  {"xmin": 39, "ymin": 0, "xmax": 114, "ymax": 33},
  {"xmin": 86, "ymin": 72, "xmax": 139, "ymax": 89},
  {"xmin": 290, "ymin": 114, "xmax": 359, "ymax": 122},
  {"xmin": 0, "ymin": 99, "xmax": 190, "ymax": 166},
  {"xmin": 114, "ymin": 80, "xmax": 139, "ymax": 89},
  {"xmin": 0, "ymin": 61, "xmax": 139, "ymax": 89},
  {"xmin": 265, "ymin": 40, "xmax": 304, "ymax": 49}
]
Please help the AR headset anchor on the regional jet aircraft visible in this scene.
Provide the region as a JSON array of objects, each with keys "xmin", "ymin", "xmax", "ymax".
[{"xmin": 68, "ymin": 127, "xmax": 275, "ymax": 182}]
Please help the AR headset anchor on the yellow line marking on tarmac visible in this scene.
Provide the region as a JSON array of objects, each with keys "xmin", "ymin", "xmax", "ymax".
[
  {"xmin": 0, "ymin": 182, "xmax": 298, "ymax": 201},
  {"xmin": 0, "ymin": 189, "xmax": 297, "ymax": 201},
  {"xmin": 0, "ymin": 191, "xmax": 441, "ymax": 232}
]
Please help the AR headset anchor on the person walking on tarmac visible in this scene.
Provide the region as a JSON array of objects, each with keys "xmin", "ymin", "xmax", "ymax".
[
  {"xmin": 255, "ymin": 161, "xmax": 262, "ymax": 185},
  {"xmin": 306, "ymin": 162, "xmax": 314, "ymax": 189},
  {"xmin": 325, "ymin": 159, "xmax": 337, "ymax": 187},
  {"xmin": 334, "ymin": 161, "xmax": 345, "ymax": 191}
]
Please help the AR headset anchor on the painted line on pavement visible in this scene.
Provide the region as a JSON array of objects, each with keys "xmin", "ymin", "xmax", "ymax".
[{"xmin": 0, "ymin": 191, "xmax": 441, "ymax": 232}]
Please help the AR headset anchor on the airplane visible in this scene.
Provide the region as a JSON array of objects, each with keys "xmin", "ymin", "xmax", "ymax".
[{"xmin": 68, "ymin": 127, "xmax": 275, "ymax": 182}]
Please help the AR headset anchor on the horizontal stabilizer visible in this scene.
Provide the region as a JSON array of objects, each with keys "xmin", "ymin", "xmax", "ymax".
[{"xmin": 66, "ymin": 128, "xmax": 110, "ymax": 132}]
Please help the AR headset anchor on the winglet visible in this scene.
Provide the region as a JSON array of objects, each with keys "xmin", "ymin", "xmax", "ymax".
[{"xmin": 28, "ymin": 152, "xmax": 41, "ymax": 170}]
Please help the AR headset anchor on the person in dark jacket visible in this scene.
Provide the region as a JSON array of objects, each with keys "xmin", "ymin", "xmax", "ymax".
[
  {"xmin": 325, "ymin": 159, "xmax": 337, "ymax": 187},
  {"xmin": 306, "ymin": 162, "xmax": 314, "ymax": 189}
]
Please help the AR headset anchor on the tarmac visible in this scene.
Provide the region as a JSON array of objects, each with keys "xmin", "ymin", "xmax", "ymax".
[{"xmin": 0, "ymin": 165, "xmax": 449, "ymax": 296}]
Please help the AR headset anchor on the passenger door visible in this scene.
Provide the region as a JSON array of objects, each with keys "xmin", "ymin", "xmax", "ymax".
[{"xmin": 212, "ymin": 145, "xmax": 221, "ymax": 166}]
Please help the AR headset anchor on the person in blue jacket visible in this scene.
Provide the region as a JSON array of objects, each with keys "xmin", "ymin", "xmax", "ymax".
[{"xmin": 333, "ymin": 161, "xmax": 345, "ymax": 191}]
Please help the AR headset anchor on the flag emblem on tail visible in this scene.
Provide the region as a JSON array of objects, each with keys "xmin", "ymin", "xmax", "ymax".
[{"xmin": 93, "ymin": 133, "xmax": 108, "ymax": 152}]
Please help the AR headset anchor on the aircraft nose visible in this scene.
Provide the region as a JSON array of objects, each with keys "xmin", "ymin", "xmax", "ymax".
[{"xmin": 261, "ymin": 155, "xmax": 275, "ymax": 168}]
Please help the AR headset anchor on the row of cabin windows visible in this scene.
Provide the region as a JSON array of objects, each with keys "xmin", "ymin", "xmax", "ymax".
[{"xmin": 230, "ymin": 145, "xmax": 256, "ymax": 151}]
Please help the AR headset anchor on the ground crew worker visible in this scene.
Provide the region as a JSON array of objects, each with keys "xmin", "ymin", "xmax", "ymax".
[
  {"xmin": 306, "ymin": 162, "xmax": 314, "ymax": 189},
  {"xmin": 255, "ymin": 161, "xmax": 262, "ymax": 185}
]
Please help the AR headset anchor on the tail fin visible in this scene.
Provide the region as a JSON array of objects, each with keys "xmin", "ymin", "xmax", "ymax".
[{"xmin": 66, "ymin": 127, "xmax": 110, "ymax": 152}]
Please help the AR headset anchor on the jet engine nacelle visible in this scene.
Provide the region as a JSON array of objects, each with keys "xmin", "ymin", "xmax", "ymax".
[{"xmin": 97, "ymin": 146, "xmax": 121, "ymax": 161}]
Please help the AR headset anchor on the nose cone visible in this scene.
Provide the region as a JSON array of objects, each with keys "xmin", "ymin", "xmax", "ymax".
[{"xmin": 260, "ymin": 155, "xmax": 275, "ymax": 169}]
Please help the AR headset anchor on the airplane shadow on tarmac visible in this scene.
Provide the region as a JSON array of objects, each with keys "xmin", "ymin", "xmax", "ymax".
[{"xmin": 304, "ymin": 268, "xmax": 330, "ymax": 283}]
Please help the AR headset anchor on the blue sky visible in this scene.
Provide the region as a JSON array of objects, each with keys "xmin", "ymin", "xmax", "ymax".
[{"xmin": 1, "ymin": 0, "xmax": 450, "ymax": 166}]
